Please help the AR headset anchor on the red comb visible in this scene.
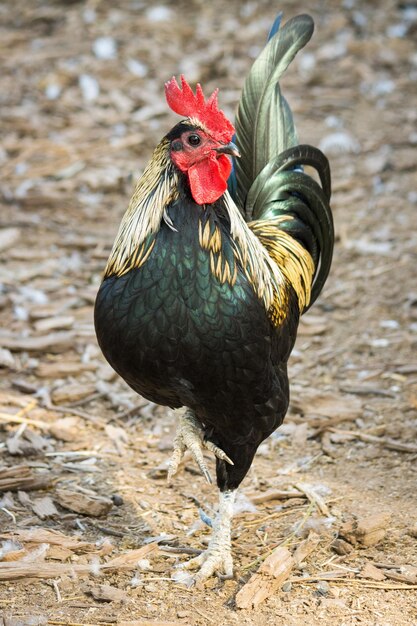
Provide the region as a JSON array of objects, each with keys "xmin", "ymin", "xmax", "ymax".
[{"xmin": 165, "ymin": 75, "xmax": 234, "ymax": 144}]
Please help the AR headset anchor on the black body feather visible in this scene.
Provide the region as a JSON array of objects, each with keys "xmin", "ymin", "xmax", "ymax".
[{"xmin": 95, "ymin": 177, "xmax": 300, "ymax": 490}]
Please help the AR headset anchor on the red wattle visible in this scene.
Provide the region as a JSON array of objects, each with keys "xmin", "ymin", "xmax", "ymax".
[{"xmin": 188, "ymin": 154, "xmax": 232, "ymax": 205}]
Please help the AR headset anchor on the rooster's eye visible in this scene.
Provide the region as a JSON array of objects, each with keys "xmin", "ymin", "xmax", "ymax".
[{"xmin": 188, "ymin": 134, "xmax": 201, "ymax": 146}]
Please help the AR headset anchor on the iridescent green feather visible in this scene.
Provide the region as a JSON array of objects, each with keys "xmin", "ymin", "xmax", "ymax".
[
  {"xmin": 232, "ymin": 14, "xmax": 334, "ymax": 312},
  {"xmin": 233, "ymin": 14, "xmax": 314, "ymax": 212}
]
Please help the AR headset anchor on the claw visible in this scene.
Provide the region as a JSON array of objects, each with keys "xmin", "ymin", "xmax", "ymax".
[
  {"xmin": 201, "ymin": 467, "xmax": 213, "ymax": 485},
  {"xmin": 188, "ymin": 439, "xmax": 212, "ymax": 484},
  {"xmin": 204, "ymin": 440, "xmax": 234, "ymax": 465}
]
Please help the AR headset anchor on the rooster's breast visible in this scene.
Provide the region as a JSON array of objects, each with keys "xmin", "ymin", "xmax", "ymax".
[{"xmin": 94, "ymin": 208, "xmax": 290, "ymax": 432}]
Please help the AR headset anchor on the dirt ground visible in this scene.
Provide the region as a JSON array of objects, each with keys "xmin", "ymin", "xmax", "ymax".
[{"xmin": 1, "ymin": 0, "xmax": 417, "ymax": 624}]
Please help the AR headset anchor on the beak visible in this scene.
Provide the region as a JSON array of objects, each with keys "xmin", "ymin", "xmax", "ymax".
[{"xmin": 214, "ymin": 141, "xmax": 241, "ymax": 158}]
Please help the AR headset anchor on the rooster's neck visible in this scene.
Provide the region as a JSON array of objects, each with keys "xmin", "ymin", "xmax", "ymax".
[{"xmin": 104, "ymin": 140, "xmax": 180, "ymax": 278}]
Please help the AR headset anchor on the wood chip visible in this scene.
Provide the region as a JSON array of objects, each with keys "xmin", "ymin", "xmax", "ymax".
[
  {"xmin": 360, "ymin": 561, "xmax": 386, "ymax": 581},
  {"xmin": 103, "ymin": 545, "xmax": 157, "ymax": 570},
  {"xmin": 1, "ymin": 615, "xmax": 47, "ymax": 626},
  {"xmin": 36, "ymin": 360, "xmax": 96, "ymax": 378},
  {"xmin": 298, "ymin": 314, "xmax": 328, "ymax": 335},
  {"xmin": 236, "ymin": 546, "xmax": 294, "ymax": 609},
  {"xmin": 54, "ymin": 488, "xmax": 113, "ymax": 517},
  {"xmin": 89, "ymin": 583, "xmax": 128, "ymax": 602},
  {"xmin": 0, "ymin": 543, "xmax": 158, "ymax": 580},
  {"xmin": 249, "ymin": 489, "xmax": 307, "ymax": 505},
  {"xmin": 0, "ymin": 331, "xmax": 76, "ymax": 353},
  {"xmin": 31, "ymin": 496, "xmax": 59, "ymax": 520},
  {"xmin": 339, "ymin": 513, "xmax": 391, "ymax": 547},
  {"xmin": 321, "ymin": 431, "xmax": 339, "ymax": 457},
  {"xmin": 0, "ymin": 228, "xmax": 21, "ymax": 252},
  {"xmin": 105, "ymin": 424, "xmax": 129, "ymax": 455},
  {"xmin": 28, "ymin": 298, "xmax": 79, "ymax": 321},
  {"xmin": 118, "ymin": 622, "xmax": 190, "ymax": 626},
  {"xmin": 400, "ymin": 565, "xmax": 417, "ymax": 583},
  {"xmin": 48, "ymin": 417, "xmax": 82, "ymax": 442},
  {"xmin": 294, "ymin": 483, "xmax": 330, "ymax": 516},
  {"xmin": 33, "ymin": 316, "xmax": 75, "ymax": 332},
  {"xmin": 46, "ymin": 545, "xmax": 75, "ymax": 561},
  {"xmin": 6, "ymin": 428, "xmax": 52, "ymax": 456},
  {"xmin": 383, "ymin": 567, "xmax": 417, "ymax": 584},
  {"xmin": 17, "ymin": 490, "xmax": 32, "ymax": 509},
  {"xmin": 330, "ymin": 538, "xmax": 354, "ymax": 555},
  {"xmin": 290, "ymin": 391, "xmax": 363, "ymax": 423},
  {"xmin": 0, "ymin": 465, "xmax": 53, "ymax": 492},
  {"xmin": 0, "ymin": 548, "xmax": 27, "ymax": 563},
  {"xmin": 0, "ymin": 528, "xmax": 94, "ymax": 551},
  {"xmin": 51, "ymin": 383, "xmax": 97, "ymax": 405},
  {"xmin": 293, "ymin": 531, "xmax": 321, "ymax": 566},
  {"xmin": 354, "ymin": 513, "xmax": 391, "ymax": 547},
  {"xmin": 0, "ymin": 348, "xmax": 16, "ymax": 369},
  {"xmin": 340, "ymin": 384, "xmax": 395, "ymax": 398},
  {"xmin": 329, "ymin": 428, "xmax": 417, "ymax": 453}
]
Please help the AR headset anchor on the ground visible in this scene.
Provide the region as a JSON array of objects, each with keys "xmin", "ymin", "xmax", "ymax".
[{"xmin": 0, "ymin": 1, "xmax": 416, "ymax": 625}]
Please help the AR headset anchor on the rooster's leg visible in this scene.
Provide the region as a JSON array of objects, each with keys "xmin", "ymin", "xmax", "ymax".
[
  {"xmin": 168, "ymin": 407, "xmax": 233, "ymax": 484},
  {"xmin": 181, "ymin": 489, "xmax": 236, "ymax": 583}
]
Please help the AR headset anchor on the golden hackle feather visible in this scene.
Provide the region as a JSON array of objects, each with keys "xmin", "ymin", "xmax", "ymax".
[
  {"xmin": 249, "ymin": 218, "xmax": 315, "ymax": 313},
  {"xmin": 105, "ymin": 140, "xmax": 179, "ymax": 277},
  {"xmin": 199, "ymin": 220, "xmax": 234, "ymax": 285},
  {"xmin": 223, "ymin": 191, "xmax": 288, "ymax": 317}
]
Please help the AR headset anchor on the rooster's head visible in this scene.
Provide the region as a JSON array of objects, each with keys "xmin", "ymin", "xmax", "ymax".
[{"xmin": 165, "ymin": 75, "xmax": 240, "ymax": 205}]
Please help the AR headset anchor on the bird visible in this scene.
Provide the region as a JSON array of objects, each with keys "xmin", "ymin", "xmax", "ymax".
[{"xmin": 94, "ymin": 13, "xmax": 334, "ymax": 584}]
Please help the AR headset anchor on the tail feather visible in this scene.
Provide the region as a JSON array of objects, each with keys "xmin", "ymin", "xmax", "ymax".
[
  {"xmin": 267, "ymin": 12, "xmax": 283, "ymax": 41},
  {"xmin": 250, "ymin": 147, "xmax": 333, "ymax": 311},
  {"xmin": 231, "ymin": 13, "xmax": 334, "ymax": 312},
  {"xmin": 233, "ymin": 14, "xmax": 314, "ymax": 211},
  {"xmin": 257, "ymin": 179, "xmax": 332, "ymax": 306},
  {"xmin": 247, "ymin": 145, "xmax": 331, "ymax": 217}
]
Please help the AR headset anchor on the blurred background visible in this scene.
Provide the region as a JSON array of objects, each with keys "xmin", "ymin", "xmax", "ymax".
[{"xmin": 0, "ymin": 0, "xmax": 416, "ymax": 623}]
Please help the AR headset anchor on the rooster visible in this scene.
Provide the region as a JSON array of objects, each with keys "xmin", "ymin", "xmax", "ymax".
[{"xmin": 94, "ymin": 13, "xmax": 333, "ymax": 583}]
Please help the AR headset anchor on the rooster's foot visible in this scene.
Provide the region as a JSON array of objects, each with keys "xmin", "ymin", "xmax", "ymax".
[
  {"xmin": 168, "ymin": 408, "xmax": 233, "ymax": 484},
  {"xmin": 180, "ymin": 490, "xmax": 236, "ymax": 585},
  {"xmin": 181, "ymin": 542, "xmax": 233, "ymax": 584}
]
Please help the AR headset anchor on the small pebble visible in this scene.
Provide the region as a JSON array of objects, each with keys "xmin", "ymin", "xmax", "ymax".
[
  {"xmin": 79, "ymin": 74, "xmax": 100, "ymax": 102},
  {"xmin": 316, "ymin": 581, "xmax": 330, "ymax": 596},
  {"xmin": 126, "ymin": 58, "xmax": 148, "ymax": 77},
  {"xmin": 319, "ymin": 131, "xmax": 360, "ymax": 155},
  {"xmin": 93, "ymin": 36, "xmax": 117, "ymax": 60},
  {"xmin": 146, "ymin": 6, "xmax": 172, "ymax": 22},
  {"xmin": 45, "ymin": 83, "xmax": 61, "ymax": 100},
  {"xmin": 282, "ymin": 581, "xmax": 292, "ymax": 592},
  {"xmin": 111, "ymin": 494, "xmax": 124, "ymax": 506}
]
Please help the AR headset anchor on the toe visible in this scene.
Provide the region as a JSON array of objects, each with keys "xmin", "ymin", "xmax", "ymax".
[
  {"xmin": 167, "ymin": 446, "xmax": 184, "ymax": 481},
  {"xmin": 188, "ymin": 443, "xmax": 212, "ymax": 483},
  {"xmin": 193, "ymin": 553, "xmax": 233, "ymax": 584},
  {"xmin": 204, "ymin": 440, "xmax": 234, "ymax": 465},
  {"xmin": 179, "ymin": 554, "xmax": 204, "ymax": 571}
]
